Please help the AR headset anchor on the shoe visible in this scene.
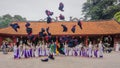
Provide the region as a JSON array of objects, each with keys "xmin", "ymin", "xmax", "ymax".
[{"xmin": 48, "ymin": 55, "xmax": 55, "ymax": 60}]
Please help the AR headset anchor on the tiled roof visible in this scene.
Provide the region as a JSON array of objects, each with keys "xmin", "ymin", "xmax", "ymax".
[{"xmin": 0, "ymin": 20, "xmax": 120, "ymax": 36}]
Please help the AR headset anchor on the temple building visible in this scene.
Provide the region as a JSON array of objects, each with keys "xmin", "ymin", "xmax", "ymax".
[{"xmin": 0, "ymin": 19, "xmax": 120, "ymax": 47}]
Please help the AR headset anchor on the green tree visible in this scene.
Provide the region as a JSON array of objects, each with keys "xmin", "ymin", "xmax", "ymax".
[
  {"xmin": 0, "ymin": 14, "xmax": 27, "ymax": 28},
  {"xmin": 114, "ymin": 11, "xmax": 120, "ymax": 23},
  {"xmin": 13, "ymin": 15, "xmax": 26, "ymax": 21},
  {"xmin": 3, "ymin": 14, "xmax": 12, "ymax": 20},
  {"xmin": 0, "ymin": 14, "xmax": 12, "ymax": 28},
  {"xmin": 82, "ymin": 0, "xmax": 120, "ymax": 21},
  {"xmin": 0, "ymin": 19, "xmax": 9, "ymax": 28}
]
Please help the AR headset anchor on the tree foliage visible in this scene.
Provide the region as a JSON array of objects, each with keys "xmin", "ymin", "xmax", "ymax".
[
  {"xmin": 82, "ymin": 0, "xmax": 120, "ymax": 21},
  {"xmin": 0, "ymin": 14, "xmax": 26, "ymax": 28},
  {"xmin": 114, "ymin": 11, "xmax": 120, "ymax": 23}
]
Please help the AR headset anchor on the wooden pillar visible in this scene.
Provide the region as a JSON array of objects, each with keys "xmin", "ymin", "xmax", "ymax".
[
  {"xmin": 113, "ymin": 35, "xmax": 118, "ymax": 48},
  {"xmin": 84, "ymin": 36, "xmax": 88, "ymax": 46},
  {"xmin": 12, "ymin": 36, "xmax": 16, "ymax": 43},
  {"xmin": 56, "ymin": 36, "xmax": 59, "ymax": 44},
  {"xmin": 0, "ymin": 36, "xmax": 3, "ymax": 46},
  {"xmin": 93, "ymin": 40, "xmax": 96, "ymax": 45}
]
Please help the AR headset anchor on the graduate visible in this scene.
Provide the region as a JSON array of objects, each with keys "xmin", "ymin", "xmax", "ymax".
[
  {"xmin": 38, "ymin": 42, "xmax": 42, "ymax": 57},
  {"xmin": 49, "ymin": 42, "xmax": 55, "ymax": 55},
  {"xmin": 78, "ymin": 43, "xmax": 83, "ymax": 56},
  {"xmin": 39, "ymin": 41, "xmax": 44, "ymax": 56},
  {"xmin": 22, "ymin": 44, "xmax": 28, "ymax": 58},
  {"xmin": 35, "ymin": 44, "xmax": 40, "ymax": 57},
  {"xmin": 41, "ymin": 44, "xmax": 49, "ymax": 62},
  {"xmin": 48, "ymin": 42, "xmax": 55, "ymax": 60},
  {"xmin": 13, "ymin": 43, "xmax": 20, "ymax": 59},
  {"xmin": 41, "ymin": 42, "xmax": 46, "ymax": 56},
  {"xmin": 98, "ymin": 41, "xmax": 104, "ymax": 58},
  {"xmin": 73, "ymin": 47, "xmax": 78, "ymax": 56},
  {"xmin": 69, "ymin": 48, "xmax": 73, "ymax": 56},
  {"xmin": 1, "ymin": 41, "xmax": 8, "ymax": 54},
  {"xmin": 88, "ymin": 42, "xmax": 93, "ymax": 57},
  {"xmin": 75, "ymin": 45, "xmax": 80, "ymax": 56},
  {"xmin": 57, "ymin": 42, "xmax": 65, "ymax": 55},
  {"xmin": 64, "ymin": 42, "xmax": 69, "ymax": 56},
  {"xmin": 93, "ymin": 44, "xmax": 98, "ymax": 58},
  {"xmin": 18, "ymin": 43, "xmax": 23, "ymax": 58},
  {"xmin": 44, "ymin": 43, "xmax": 49, "ymax": 56},
  {"xmin": 115, "ymin": 42, "xmax": 120, "ymax": 52},
  {"xmin": 27, "ymin": 45, "xmax": 31, "ymax": 58},
  {"xmin": 30, "ymin": 42, "xmax": 35, "ymax": 57},
  {"xmin": 80, "ymin": 46, "xmax": 87, "ymax": 57},
  {"xmin": 53, "ymin": 42, "xmax": 57, "ymax": 55}
]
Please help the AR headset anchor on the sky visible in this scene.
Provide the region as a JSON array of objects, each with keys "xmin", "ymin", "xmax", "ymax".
[{"xmin": 0, "ymin": 0, "xmax": 87, "ymax": 21}]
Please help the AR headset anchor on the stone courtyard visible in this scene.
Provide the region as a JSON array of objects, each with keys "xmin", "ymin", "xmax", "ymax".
[{"xmin": 0, "ymin": 51, "xmax": 120, "ymax": 68}]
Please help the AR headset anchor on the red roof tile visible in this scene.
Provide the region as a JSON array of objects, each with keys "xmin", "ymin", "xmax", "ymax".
[{"xmin": 0, "ymin": 20, "xmax": 120, "ymax": 36}]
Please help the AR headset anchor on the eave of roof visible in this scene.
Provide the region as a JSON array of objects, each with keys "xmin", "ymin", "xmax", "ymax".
[{"xmin": 0, "ymin": 20, "xmax": 120, "ymax": 36}]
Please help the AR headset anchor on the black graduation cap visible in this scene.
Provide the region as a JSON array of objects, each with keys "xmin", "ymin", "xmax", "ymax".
[
  {"xmin": 10, "ymin": 23, "xmax": 20, "ymax": 32},
  {"xmin": 39, "ymin": 32, "xmax": 46, "ymax": 37},
  {"xmin": 71, "ymin": 25, "xmax": 76, "ymax": 33},
  {"xmin": 50, "ymin": 12, "xmax": 53, "ymax": 16},
  {"xmin": 58, "ymin": 2, "xmax": 64, "ymax": 11},
  {"xmin": 45, "ymin": 10, "xmax": 50, "ymax": 16},
  {"xmin": 45, "ymin": 10, "xmax": 54, "ymax": 16},
  {"xmin": 27, "ymin": 35, "xmax": 34, "ymax": 41},
  {"xmin": 26, "ymin": 27, "xmax": 32, "ymax": 35},
  {"xmin": 47, "ymin": 16, "xmax": 52, "ymax": 23},
  {"xmin": 39, "ymin": 32, "xmax": 44, "ymax": 37},
  {"xmin": 38, "ymin": 28, "xmax": 45, "ymax": 37},
  {"xmin": 46, "ymin": 27, "xmax": 51, "ymax": 36},
  {"xmin": 59, "ymin": 14, "xmax": 65, "ymax": 20},
  {"xmin": 25, "ymin": 22, "xmax": 30, "ymax": 28},
  {"xmin": 41, "ymin": 58, "xmax": 49, "ymax": 62},
  {"xmin": 78, "ymin": 20, "xmax": 82, "ymax": 29},
  {"xmin": 41, "ymin": 28, "xmax": 45, "ymax": 32},
  {"xmin": 61, "ymin": 24, "xmax": 67, "ymax": 32}
]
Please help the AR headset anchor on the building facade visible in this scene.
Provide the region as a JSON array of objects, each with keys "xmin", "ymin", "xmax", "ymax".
[{"xmin": 0, "ymin": 20, "xmax": 120, "ymax": 47}]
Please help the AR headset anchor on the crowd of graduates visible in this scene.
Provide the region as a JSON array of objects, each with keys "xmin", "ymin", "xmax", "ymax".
[{"xmin": 12, "ymin": 35, "xmax": 105, "ymax": 59}]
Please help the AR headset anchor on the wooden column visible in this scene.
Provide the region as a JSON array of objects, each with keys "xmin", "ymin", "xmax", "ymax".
[
  {"xmin": 85, "ymin": 36, "xmax": 88, "ymax": 46},
  {"xmin": 12, "ymin": 36, "xmax": 16, "ymax": 43},
  {"xmin": 0, "ymin": 36, "xmax": 3, "ymax": 45},
  {"xmin": 113, "ymin": 35, "xmax": 118, "ymax": 48}
]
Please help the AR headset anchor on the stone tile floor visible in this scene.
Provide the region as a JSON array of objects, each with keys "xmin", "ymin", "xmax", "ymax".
[{"xmin": 0, "ymin": 51, "xmax": 120, "ymax": 68}]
